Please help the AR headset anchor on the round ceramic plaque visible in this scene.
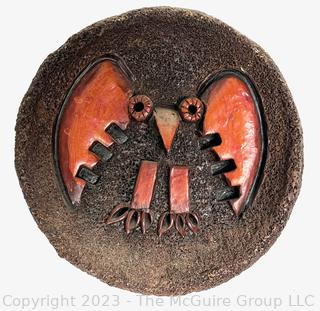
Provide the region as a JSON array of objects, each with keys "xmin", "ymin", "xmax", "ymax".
[{"xmin": 15, "ymin": 7, "xmax": 303, "ymax": 295}]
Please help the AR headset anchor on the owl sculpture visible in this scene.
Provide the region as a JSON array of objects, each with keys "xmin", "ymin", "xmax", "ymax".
[
  {"xmin": 16, "ymin": 8, "xmax": 302, "ymax": 295},
  {"xmin": 54, "ymin": 56, "xmax": 266, "ymax": 237}
]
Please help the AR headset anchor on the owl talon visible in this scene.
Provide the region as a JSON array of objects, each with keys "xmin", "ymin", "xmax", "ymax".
[
  {"xmin": 140, "ymin": 210, "xmax": 153, "ymax": 234},
  {"xmin": 125, "ymin": 209, "xmax": 141, "ymax": 234},
  {"xmin": 106, "ymin": 206, "xmax": 153, "ymax": 234},
  {"xmin": 158, "ymin": 212, "xmax": 200, "ymax": 237},
  {"xmin": 104, "ymin": 203, "xmax": 130, "ymax": 225},
  {"xmin": 175, "ymin": 213, "xmax": 187, "ymax": 237},
  {"xmin": 158, "ymin": 212, "xmax": 175, "ymax": 237},
  {"xmin": 186, "ymin": 212, "xmax": 200, "ymax": 233}
]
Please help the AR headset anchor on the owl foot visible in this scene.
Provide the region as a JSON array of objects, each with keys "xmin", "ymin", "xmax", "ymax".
[
  {"xmin": 105, "ymin": 160, "xmax": 158, "ymax": 234},
  {"xmin": 157, "ymin": 165, "xmax": 200, "ymax": 237},
  {"xmin": 158, "ymin": 211, "xmax": 200, "ymax": 237},
  {"xmin": 105, "ymin": 204, "xmax": 153, "ymax": 234}
]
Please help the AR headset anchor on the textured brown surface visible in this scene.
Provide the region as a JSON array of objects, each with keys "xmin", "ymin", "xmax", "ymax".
[{"xmin": 15, "ymin": 7, "xmax": 303, "ymax": 295}]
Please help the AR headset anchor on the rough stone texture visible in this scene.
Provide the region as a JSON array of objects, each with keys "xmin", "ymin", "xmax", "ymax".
[{"xmin": 15, "ymin": 7, "xmax": 303, "ymax": 295}]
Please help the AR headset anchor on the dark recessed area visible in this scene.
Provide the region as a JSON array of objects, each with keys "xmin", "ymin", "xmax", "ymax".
[
  {"xmin": 188, "ymin": 104, "xmax": 197, "ymax": 115},
  {"xmin": 134, "ymin": 102, "xmax": 144, "ymax": 112}
]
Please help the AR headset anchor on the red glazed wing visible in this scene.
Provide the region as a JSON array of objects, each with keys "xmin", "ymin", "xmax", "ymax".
[
  {"xmin": 200, "ymin": 71, "xmax": 266, "ymax": 215},
  {"xmin": 54, "ymin": 58, "xmax": 133, "ymax": 209}
]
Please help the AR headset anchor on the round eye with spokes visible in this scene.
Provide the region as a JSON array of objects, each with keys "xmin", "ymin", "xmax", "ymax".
[
  {"xmin": 179, "ymin": 97, "xmax": 204, "ymax": 122},
  {"xmin": 128, "ymin": 95, "xmax": 153, "ymax": 121}
]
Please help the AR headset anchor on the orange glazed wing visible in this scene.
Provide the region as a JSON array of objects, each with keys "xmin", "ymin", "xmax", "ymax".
[
  {"xmin": 200, "ymin": 71, "xmax": 267, "ymax": 216},
  {"xmin": 54, "ymin": 57, "xmax": 133, "ymax": 209}
]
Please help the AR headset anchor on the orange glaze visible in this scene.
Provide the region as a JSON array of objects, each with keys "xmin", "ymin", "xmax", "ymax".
[
  {"xmin": 58, "ymin": 60, "xmax": 132, "ymax": 204},
  {"xmin": 170, "ymin": 166, "xmax": 190, "ymax": 214},
  {"xmin": 203, "ymin": 76, "xmax": 261, "ymax": 215},
  {"xmin": 131, "ymin": 161, "xmax": 158, "ymax": 210}
]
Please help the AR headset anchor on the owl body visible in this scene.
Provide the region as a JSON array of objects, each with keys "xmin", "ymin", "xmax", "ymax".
[{"xmin": 55, "ymin": 57, "xmax": 265, "ymax": 236}]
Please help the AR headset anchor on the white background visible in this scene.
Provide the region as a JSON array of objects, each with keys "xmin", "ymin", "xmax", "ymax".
[{"xmin": 0, "ymin": 0, "xmax": 319, "ymax": 310}]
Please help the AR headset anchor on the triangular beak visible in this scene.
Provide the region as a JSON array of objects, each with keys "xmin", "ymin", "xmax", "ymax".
[{"xmin": 154, "ymin": 108, "xmax": 180, "ymax": 153}]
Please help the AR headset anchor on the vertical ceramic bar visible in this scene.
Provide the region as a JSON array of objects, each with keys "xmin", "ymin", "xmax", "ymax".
[
  {"xmin": 131, "ymin": 161, "xmax": 158, "ymax": 210},
  {"xmin": 170, "ymin": 166, "xmax": 190, "ymax": 214}
]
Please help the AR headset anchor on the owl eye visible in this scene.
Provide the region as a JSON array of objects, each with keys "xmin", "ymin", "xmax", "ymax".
[
  {"xmin": 128, "ymin": 95, "xmax": 153, "ymax": 121},
  {"xmin": 179, "ymin": 97, "xmax": 204, "ymax": 122}
]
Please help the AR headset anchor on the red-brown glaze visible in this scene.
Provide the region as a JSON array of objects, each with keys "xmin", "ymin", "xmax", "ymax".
[
  {"xmin": 58, "ymin": 60, "xmax": 132, "ymax": 204},
  {"xmin": 131, "ymin": 161, "xmax": 158, "ymax": 210},
  {"xmin": 128, "ymin": 95, "xmax": 153, "ymax": 121},
  {"xmin": 154, "ymin": 108, "xmax": 180, "ymax": 153},
  {"xmin": 202, "ymin": 76, "xmax": 262, "ymax": 215},
  {"xmin": 170, "ymin": 166, "xmax": 190, "ymax": 214},
  {"xmin": 179, "ymin": 97, "xmax": 204, "ymax": 122}
]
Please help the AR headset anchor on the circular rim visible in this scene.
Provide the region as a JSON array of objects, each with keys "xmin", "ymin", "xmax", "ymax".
[{"xmin": 15, "ymin": 7, "xmax": 303, "ymax": 295}]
